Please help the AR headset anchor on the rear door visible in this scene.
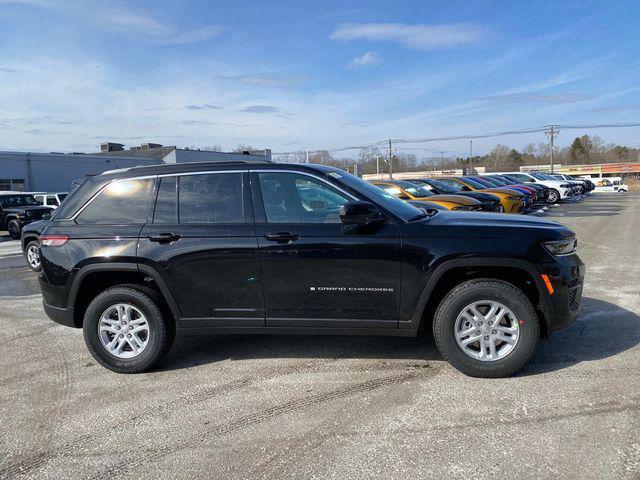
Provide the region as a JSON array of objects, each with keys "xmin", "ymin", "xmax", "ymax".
[
  {"xmin": 139, "ymin": 170, "xmax": 264, "ymax": 327},
  {"xmin": 251, "ymin": 169, "xmax": 402, "ymax": 328}
]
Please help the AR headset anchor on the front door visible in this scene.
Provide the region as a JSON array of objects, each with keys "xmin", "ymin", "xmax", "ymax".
[
  {"xmin": 251, "ymin": 170, "xmax": 402, "ymax": 328},
  {"xmin": 139, "ymin": 171, "xmax": 264, "ymax": 327}
]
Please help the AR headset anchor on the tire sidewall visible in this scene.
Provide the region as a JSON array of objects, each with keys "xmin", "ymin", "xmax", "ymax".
[
  {"xmin": 83, "ymin": 289, "xmax": 166, "ymax": 372},
  {"xmin": 435, "ymin": 282, "xmax": 539, "ymax": 377},
  {"xmin": 8, "ymin": 220, "xmax": 21, "ymax": 239}
]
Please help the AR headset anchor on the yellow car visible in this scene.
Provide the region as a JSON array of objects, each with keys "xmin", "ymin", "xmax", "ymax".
[
  {"xmin": 438, "ymin": 177, "xmax": 524, "ymax": 214},
  {"xmin": 370, "ymin": 180, "xmax": 483, "ymax": 211}
]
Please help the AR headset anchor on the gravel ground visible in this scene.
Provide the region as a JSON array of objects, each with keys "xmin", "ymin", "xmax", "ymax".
[{"xmin": 0, "ymin": 193, "xmax": 638, "ymax": 480}]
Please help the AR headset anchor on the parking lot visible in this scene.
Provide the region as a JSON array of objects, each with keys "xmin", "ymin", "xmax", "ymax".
[{"xmin": 0, "ymin": 193, "xmax": 638, "ymax": 479}]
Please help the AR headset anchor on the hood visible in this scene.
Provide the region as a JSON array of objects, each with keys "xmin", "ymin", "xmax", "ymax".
[
  {"xmin": 456, "ymin": 192, "xmax": 501, "ymax": 203},
  {"xmin": 422, "ymin": 210, "xmax": 573, "ymax": 237},
  {"xmin": 426, "ymin": 194, "xmax": 479, "ymax": 206},
  {"xmin": 483, "ymin": 188, "xmax": 524, "ymax": 197}
]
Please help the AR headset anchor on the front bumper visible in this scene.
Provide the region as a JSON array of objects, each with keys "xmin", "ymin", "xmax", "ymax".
[{"xmin": 540, "ymin": 254, "xmax": 585, "ymax": 333}]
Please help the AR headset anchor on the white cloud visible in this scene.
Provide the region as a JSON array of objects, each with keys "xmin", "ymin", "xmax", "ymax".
[
  {"xmin": 484, "ymin": 92, "xmax": 595, "ymax": 104},
  {"xmin": 330, "ymin": 22, "xmax": 489, "ymax": 50},
  {"xmin": 347, "ymin": 51, "xmax": 381, "ymax": 69}
]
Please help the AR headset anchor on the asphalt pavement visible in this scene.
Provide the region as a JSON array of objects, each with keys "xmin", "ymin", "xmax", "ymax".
[{"xmin": 0, "ymin": 193, "xmax": 638, "ymax": 479}]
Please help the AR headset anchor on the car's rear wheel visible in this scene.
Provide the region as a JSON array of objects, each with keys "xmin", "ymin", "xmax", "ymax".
[
  {"xmin": 433, "ymin": 279, "xmax": 540, "ymax": 378},
  {"xmin": 25, "ymin": 240, "xmax": 42, "ymax": 271},
  {"xmin": 83, "ymin": 286, "xmax": 174, "ymax": 373},
  {"xmin": 547, "ymin": 189, "xmax": 560, "ymax": 203},
  {"xmin": 7, "ymin": 219, "xmax": 21, "ymax": 239}
]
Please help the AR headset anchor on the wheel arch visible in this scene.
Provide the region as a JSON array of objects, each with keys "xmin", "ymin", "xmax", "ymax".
[
  {"xmin": 68, "ymin": 262, "xmax": 181, "ymax": 327},
  {"xmin": 409, "ymin": 258, "xmax": 552, "ymax": 337}
]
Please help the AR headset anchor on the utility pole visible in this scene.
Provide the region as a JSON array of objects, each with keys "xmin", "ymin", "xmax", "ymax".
[
  {"xmin": 545, "ymin": 125, "xmax": 559, "ymax": 173},
  {"xmin": 305, "ymin": 149, "xmax": 309, "ymax": 164},
  {"xmin": 388, "ymin": 139, "xmax": 393, "ymax": 179},
  {"xmin": 469, "ymin": 140, "xmax": 473, "ymax": 174},
  {"xmin": 374, "ymin": 155, "xmax": 381, "ymax": 179}
]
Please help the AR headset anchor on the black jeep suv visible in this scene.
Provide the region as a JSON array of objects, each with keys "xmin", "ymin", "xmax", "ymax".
[
  {"xmin": 38, "ymin": 161, "xmax": 584, "ymax": 377},
  {"xmin": 1, "ymin": 192, "xmax": 53, "ymax": 239}
]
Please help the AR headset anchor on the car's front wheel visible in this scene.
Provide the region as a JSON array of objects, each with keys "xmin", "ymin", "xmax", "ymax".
[
  {"xmin": 433, "ymin": 279, "xmax": 540, "ymax": 378},
  {"xmin": 24, "ymin": 240, "xmax": 42, "ymax": 271},
  {"xmin": 83, "ymin": 286, "xmax": 174, "ymax": 373}
]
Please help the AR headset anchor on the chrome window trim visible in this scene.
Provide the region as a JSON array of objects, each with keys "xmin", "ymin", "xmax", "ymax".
[
  {"xmin": 67, "ymin": 175, "xmax": 158, "ymax": 221},
  {"xmin": 66, "ymin": 170, "xmax": 247, "ymax": 221}
]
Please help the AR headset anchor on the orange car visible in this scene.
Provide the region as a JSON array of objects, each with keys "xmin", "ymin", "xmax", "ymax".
[
  {"xmin": 438, "ymin": 177, "xmax": 525, "ymax": 213},
  {"xmin": 370, "ymin": 180, "xmax": 483, "ymax": 211}
]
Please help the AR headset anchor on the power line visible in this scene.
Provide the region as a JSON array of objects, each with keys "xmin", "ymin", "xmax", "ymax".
[{"xmin": 271, "ymin": 122, "xmax": 640, "ymax": 156}]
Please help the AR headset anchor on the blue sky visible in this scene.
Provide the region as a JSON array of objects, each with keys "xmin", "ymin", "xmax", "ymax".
[{"xmin": 1, "ymin": 0, "xmax": 639, "ymax": 157}]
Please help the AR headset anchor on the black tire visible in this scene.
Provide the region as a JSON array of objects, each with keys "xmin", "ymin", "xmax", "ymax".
[
  {"xmin": 433, "ymin": 279, "xmax": 540, "ymax": 378},
  {"xmin": 7, "ymin": 219, "xmax": 21, "ymax": 239},
  {"xmin": 547, "ymin": 189, "xmax": 560, "ymax": 204},
  {"xmin": 24, "ymin": 240, "xmax": 42, "ymax": 272},
  {"xmin": 83, "ymin": 286, "xmax": 175, "ymax": 373}
]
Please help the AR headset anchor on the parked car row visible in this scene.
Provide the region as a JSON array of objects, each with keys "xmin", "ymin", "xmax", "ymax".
[{"xmin": 368, "ymin": 171, "xmax": 595, "ymax": 215}]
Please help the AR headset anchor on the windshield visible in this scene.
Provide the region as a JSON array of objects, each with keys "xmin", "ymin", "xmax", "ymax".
[
  {"xmin": 424, "ymin": 179, "xmax": 455, "ymax": 194},
  {"xmin": 0, "ymin": 194, "xmax": 38, "ymax": 207},
  {"xmin": 479, "ymin": 177, "xmax": 505, "ymax": 186},
  {"xmin": 330, "ymin": 171, "xmax": 423, "ymax": 221},
  {"xmin": 530, "ymin": 173, "xmax": 552, "ymax": 180},
  {"xmin": 468, "ymin": 177, "xmax": 496, "ymax": 188},
  {"xmin": 394, "ymin": 180, "xmax": 434, "ymax": 197},
  {"xmin": 58, "ymin": 193, "xmax": 68, "ymax": 201}
]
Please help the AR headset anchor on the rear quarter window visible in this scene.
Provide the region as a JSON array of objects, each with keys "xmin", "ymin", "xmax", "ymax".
[{"xmin": 75, "ymin": 178, "xmax": 155, "ymax": 225}]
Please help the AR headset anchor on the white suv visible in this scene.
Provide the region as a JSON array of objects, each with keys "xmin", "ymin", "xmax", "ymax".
[
  {"xmin": 496, "ymin": 172, "xmax": 573, "ymax": 203},
  {"xmin": 30, "ymin": 192, "xmax": 68, "ymax": 209}
]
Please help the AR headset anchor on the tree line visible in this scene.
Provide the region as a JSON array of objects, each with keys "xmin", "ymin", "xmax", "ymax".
[{"xmin": 273, "ymin": 135, "xmax": 639, "ymax": 174}]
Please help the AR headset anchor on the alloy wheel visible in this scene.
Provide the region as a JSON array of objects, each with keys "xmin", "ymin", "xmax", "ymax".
[
  {"xmin": 26, "ymin": 244, "xmax": 40, "ymax": 269},
  {"xmin": 98, "ymin": 303, "xmax": 150, "ymax": 359},
  {"xmin": 454, "ymin": 300, "xmax": 520, "ymax": 361}
]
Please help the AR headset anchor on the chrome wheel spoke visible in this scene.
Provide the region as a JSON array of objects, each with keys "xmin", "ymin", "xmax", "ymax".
[
  {"xmin": 454, "ymin": 300, "xmax": 520, "ymax": 362},
  {"xmin": 98, "ymin": 303, "xmax": 150, "ymax": 359}
]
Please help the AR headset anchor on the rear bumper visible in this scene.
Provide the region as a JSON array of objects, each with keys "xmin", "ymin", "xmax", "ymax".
[{"xmin": 43, "ymin": 300, "xmax": 77, "ymax": 328}]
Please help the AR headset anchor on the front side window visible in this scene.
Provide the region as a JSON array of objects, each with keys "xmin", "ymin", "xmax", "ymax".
[
  {"xmin": 154, "ymin": 173, "xmax": 245, "ymax": 224},
  {"xmin": 258, "ymin": 172, "xmax": 350, "ymax": 223},
  {"xmin": 76, "ymin": 178, "xmax": 154, "ymax": 224}
]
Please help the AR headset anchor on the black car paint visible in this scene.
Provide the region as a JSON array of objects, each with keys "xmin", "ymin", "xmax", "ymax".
[{"xmin": 38, "ymin": 162, "xmax": 584, "ymax": 338}]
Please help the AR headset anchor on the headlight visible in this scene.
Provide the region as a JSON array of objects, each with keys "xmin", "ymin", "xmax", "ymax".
[
  {"xmin": 543, "ymin": 238, "xmax": 577, "ymax": 256},
  {"xmin": 506, "ymin": 195, "xmax": 521, "ymax": 200},
  {"xmin": 560, "ymin": 183, "xmax": 570, "ymax": 188}
]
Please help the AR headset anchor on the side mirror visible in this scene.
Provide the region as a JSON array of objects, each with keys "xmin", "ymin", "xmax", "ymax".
[
  {"xmin": 339, "ymin": 201, "xmax": 380, "ymax": 225},
  {"xmin": 42, "ymin": 213, "xmax": 51, "ymax": 220}
]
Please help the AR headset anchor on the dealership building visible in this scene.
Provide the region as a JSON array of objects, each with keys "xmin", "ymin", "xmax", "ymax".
[{"xmin": 0, "ymin": 142, "xmax": 272, "ymax": 192}]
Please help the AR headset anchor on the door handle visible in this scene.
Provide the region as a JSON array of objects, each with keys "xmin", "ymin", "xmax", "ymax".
[
  {"xmin": 148, "ymin": 233, "xmax": 182, "ymax": 243},
  {"xmin": 263, "ymin": 232, "xmax": 300, "ymax": 243}
]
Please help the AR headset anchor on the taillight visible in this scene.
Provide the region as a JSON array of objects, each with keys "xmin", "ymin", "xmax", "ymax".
[{"xmin": 40, "ymin": 235, "xmax": 69, "ymax": 247}]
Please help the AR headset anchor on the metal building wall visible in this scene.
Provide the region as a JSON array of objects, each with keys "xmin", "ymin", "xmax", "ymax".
[{"xmin": 0, "ymin": 152, "xmax": 161, "ymax": 192}]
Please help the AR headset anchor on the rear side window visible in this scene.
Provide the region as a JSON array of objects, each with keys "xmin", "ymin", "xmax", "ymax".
[
  {"xmin": 153, "ymin": 173, "xmax": 245, "ymax": 224},
  {"xmin": 75, "ymin": 178, "xmax": 154, "ymax": 225}
]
